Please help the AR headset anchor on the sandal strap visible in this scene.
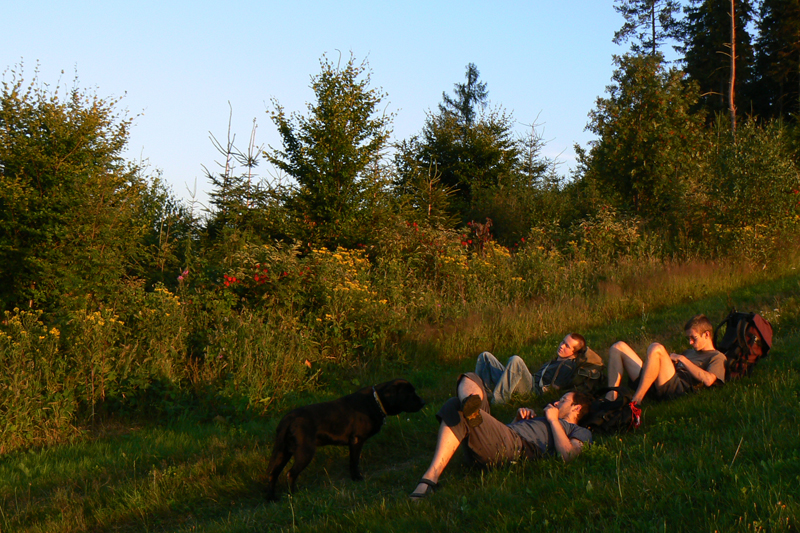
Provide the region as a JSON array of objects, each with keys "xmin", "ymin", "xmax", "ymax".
[{"xmin": 418, "ymin": 478, "xmax": 439, "ymax": 489}]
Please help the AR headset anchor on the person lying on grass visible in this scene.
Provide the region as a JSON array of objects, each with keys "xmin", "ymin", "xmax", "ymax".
[
  {"xmin": 409, "ymin": 372, "xmax": 593, "ymax": 500},
  {"xmin": 606, "ymin": 314, "xmax": 726, "ymax": 408},
  {"xmin": 475, "ymin": 333, "xmax": 587, "ymax": 404}
]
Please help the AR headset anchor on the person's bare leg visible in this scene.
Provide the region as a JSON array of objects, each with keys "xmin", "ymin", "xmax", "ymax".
[
  {"xmin": 411, "ymin": 377, "xmax": 485, "ymax": 497},
  {"xmin": 411, "ymin": 422, "xmax": 462, "ymax": 496},
  {"xmin": 606, "ymin": 341, "xmax": 644, "ymax": 400},
  {"xmin": 457, "ymin": 377, "xmax": 484, "ymax": 402},
  {"xmin": 631, "ymin": 343, "xmax": 676, "ymax": 404}
]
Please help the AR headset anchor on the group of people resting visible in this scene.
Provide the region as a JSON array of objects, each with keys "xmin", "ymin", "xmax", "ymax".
[{"xmin": 409, "ymin": 314, "xmax": 726, "ymax": 500}]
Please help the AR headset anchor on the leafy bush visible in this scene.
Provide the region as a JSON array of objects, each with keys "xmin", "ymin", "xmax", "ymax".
[{"xmin": 705, "ymin": 119, "xmax": 800, "ymax": 261}]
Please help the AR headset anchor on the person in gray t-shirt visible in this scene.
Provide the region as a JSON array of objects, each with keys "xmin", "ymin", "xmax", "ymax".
[
  {"xmin": 606, "ymin": 314, "xmax": 726, "ymax": 405},
  {"xmin": 409, "ymin": 372, "xmax": 593, "ymax": 500}
]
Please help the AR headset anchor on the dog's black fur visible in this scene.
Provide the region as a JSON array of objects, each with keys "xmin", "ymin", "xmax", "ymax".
[{"xmin": 265, "ymin": 378, "xmax": 425, "ymax": 500}]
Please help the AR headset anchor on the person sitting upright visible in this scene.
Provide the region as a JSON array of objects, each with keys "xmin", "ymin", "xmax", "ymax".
[
  {"xmin": 475, "ymin": 333, "xmax": 587, "ymax": 404},
  {"xmin": 606, "ymin": 314, "xmax": 726, "ymax": 405},
  {"xmin": 409, "ymin": 372, "xmax": 593, "ymax": 500}
]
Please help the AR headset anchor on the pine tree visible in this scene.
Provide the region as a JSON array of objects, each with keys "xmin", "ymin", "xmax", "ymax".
[
  {"xmin": 753, "ymin": 0, "xmax": 800, "ymax": 120},
  {"xmin": 0, "ymin": 66, "xmax": 148, "ymax": 310},
  {"xmin": 681, "ymin": 0, "xmax": 755, "ymax": 122},
  {"xmin": 395, "ymin": 64, "xmax": 519, "ymax": 219},
  {"xmin": 613, "ymin": 0, "xmax": 683, "ymax": 56},
  {"xmin": 266, "ymin": 55, "xmax": 393, "ymax": 248},
  {"xmin": 439, "ymin": 63, "xmax": 488, "ymax": 128}
]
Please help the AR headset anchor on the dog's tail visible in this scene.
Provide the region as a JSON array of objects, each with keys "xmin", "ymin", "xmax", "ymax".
[{"xmin": 270, "ymin": 414, "xmax": 295, "ymax": 457}]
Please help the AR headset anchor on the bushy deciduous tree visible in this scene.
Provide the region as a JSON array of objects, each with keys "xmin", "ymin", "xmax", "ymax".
[
  {"xmin": 0, "ymin": 66, "xmax": 148, "ymax": 310},
  {"xmin": 706, "ymin": 119, "xmax": 800, "ymax": 256},
  {"xmin": 266, "ymin": 55, "xmax": 393, "ymax": 249},
  {"xmin": 578, "ymin": 54, "xmax": 707, "ymax": 240}
]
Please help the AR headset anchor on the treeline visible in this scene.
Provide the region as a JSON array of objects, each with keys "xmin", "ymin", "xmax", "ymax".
[{"xmin": 1, "ymin": 1, "xmax": 800, "ymax": 452}]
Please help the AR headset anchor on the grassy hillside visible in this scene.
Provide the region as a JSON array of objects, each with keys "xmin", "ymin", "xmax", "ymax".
[{"xmin": 1, "ymin": 267, "xmax": 799, "ymax": 532}]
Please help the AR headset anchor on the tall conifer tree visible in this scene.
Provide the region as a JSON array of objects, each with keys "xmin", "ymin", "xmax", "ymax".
[
  {"xmin": 613, "ymin": 0, "xmax": 683, "ymax": 55},
  {"xmin": 395, "ymin": 64, "xmax": 518, "ymax": 217},
  {"xmin": 681, "ymin": 0, "xmax": 755, "ymax": 122},
  {"xmin": 753, "ymin": 0, "xmax": 800, "ymax": 120}
]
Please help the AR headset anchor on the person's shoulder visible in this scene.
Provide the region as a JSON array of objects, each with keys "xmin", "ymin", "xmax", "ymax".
[
  {"xmin": 562, "ymin": 420, "xmax": 593, "ymax": 443},
  {"xmin": 702, "ymin": 348, "xmax": 725, "ymax": 360}
]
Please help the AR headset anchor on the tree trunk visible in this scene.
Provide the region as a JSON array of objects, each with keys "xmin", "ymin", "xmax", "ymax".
[
  {"xmin": 729, "ymin": 0, "xmax": 737, "ymax": 131},
  {"xmin": 651, "ymin": 2, "xmax": 657, "ymax": 56}
]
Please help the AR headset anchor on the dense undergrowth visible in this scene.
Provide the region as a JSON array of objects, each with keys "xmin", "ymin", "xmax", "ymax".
[{"xmin": 2, "ymin": 228, "xmax": 796, "ymax": 455}]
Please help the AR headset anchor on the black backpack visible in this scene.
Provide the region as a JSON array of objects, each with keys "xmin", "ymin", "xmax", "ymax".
[
  {"xmin": 713, "ymin": 311, "xmax": 774, "ymax": 380},
  {"xmin": 571, "ymin": 347, "xmax": 606, "ymax": 395},
  {"xmin": 579, "ymin": 387, "xmax": 641, "ymax": 434}
]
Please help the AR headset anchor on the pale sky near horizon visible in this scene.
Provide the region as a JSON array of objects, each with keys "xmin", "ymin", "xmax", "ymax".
[{"xmin": 3, "ymin": 2, "xmax": 637, "ymax": 209}]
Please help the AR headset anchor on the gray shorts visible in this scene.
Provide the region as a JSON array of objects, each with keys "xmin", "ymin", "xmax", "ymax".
[
  {"xmin": 630, "ymin": 367, "xmax": 693, "ymax": 401},
  {"xmin": 435, "ymin": 373, "xmax": 526, "ymax": 464}
]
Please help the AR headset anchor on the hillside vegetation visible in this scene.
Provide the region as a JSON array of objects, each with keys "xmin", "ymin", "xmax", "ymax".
[{"xmin": 3, "ymin": 2, "xmax": 800, "ymax": 529}]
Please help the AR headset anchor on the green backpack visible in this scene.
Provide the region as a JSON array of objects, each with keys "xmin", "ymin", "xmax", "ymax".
[{"xmin": 571, "ymin": 347, "xmax": 606, "ymax": 395}]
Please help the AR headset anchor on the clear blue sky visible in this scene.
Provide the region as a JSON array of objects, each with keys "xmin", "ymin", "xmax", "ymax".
[{"xmin": 2, "ymin": 1, "xmax": 630, "ymax": 208}]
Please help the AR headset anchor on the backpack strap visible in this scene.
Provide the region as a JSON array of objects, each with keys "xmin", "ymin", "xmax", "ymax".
[{"xmin": 713, "ymin": 310, "xmax": 738, "ymax": 352}]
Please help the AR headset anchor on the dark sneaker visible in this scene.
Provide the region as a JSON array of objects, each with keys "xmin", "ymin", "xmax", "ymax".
[{"xmin": 461, "ymin": 394, "xmax": 483, "ymax": 428}]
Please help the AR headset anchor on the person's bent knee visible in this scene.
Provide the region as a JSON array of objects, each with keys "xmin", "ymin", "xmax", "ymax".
[
  {"xmin": 506, "ymin": 355, "xmax": 526, "ymax": 367},
  {"xmin": 610, "ymin": 341, "xmax": 630, "ymax": 354},
  {"xmin": 647, "ymin": 342, "xmax": 667, "ymax": 355}
]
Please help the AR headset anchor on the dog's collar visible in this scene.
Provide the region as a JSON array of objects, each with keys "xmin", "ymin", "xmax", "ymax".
[{"xmin": 372, "ymin": 386, "xmax": 388, "ymax": 417}]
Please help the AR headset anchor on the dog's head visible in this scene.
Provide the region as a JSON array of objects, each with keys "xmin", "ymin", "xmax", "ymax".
[{"xmin": 375, "ymin": 379, "xmax": 425, "ymax": 416}]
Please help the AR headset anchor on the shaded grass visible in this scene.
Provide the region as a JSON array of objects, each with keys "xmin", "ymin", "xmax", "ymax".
[{"xmin": 1, "ymin": 266, "xmax": 800, "ymax": 532}]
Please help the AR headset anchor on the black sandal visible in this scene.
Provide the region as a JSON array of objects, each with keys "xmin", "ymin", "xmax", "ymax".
[
  {"xmin": 460, "ymin": 394, "xmax": 483, "ymax": 428},
  {"xmin": 409, "ymin": 478, "xmax": 439, "ymax": 500}
]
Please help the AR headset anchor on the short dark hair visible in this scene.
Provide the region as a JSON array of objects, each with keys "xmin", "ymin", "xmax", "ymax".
[
  {"xmin": 684, "ymin": 315, "xmax": 713, "ymax": 336},
  {"xmin": 569, "ymin": 333, "xmax": 587, "ymax": 355},
  {"xmin": 571, "ymin": 391, "xmax": 593, "ymax": 422}
]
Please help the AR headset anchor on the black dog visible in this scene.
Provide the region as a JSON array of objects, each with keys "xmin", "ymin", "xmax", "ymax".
[{"xmin": 265, "ymin": 378, "xmax": 425, "ymax": 500}]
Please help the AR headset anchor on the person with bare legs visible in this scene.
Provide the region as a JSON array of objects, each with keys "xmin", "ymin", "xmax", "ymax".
[
  {"xmin": 606, "ymin": 314, "xmax": 726, "ymax": 408},
  {"xmin": 409, "ymin": 372, "xmax": 593, "ymax": 500}
]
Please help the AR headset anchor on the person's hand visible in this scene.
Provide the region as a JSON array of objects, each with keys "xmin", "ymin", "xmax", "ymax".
[
  {"xmin": 544, "ymin": 403, "xmax": 559, "ymax": 422},
  {"xmin": 514, "ymin": 407, "xmax": 536, "ymax": 422},
  {"xmin": 669, "ymin": 353, "xmax": 685, "ymax": 367}
]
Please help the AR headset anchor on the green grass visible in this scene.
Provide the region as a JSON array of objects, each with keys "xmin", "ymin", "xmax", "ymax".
[{"xmin": 2, "ymin": 268, "xmax": 800, "ymax": 532}]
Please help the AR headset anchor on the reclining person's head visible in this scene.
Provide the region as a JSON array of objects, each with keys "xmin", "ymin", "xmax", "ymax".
[
  {"xmin": 570, "ymin": 333, "xmax": 587, "ymax": 356},
  {"xmin": 684, "ymin": 315, "xmax": 715, "ymax": 350},
  {"xmin": 558, "ymin": 333, "xmax": 586, "ymax": 359},
  {"xmin": 570, "ymin": 391, "xmax": 593, "ymax": 422},
  {"xmin": 684, "ymin": 315, "xmax": 713, "ymax": 336}
]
